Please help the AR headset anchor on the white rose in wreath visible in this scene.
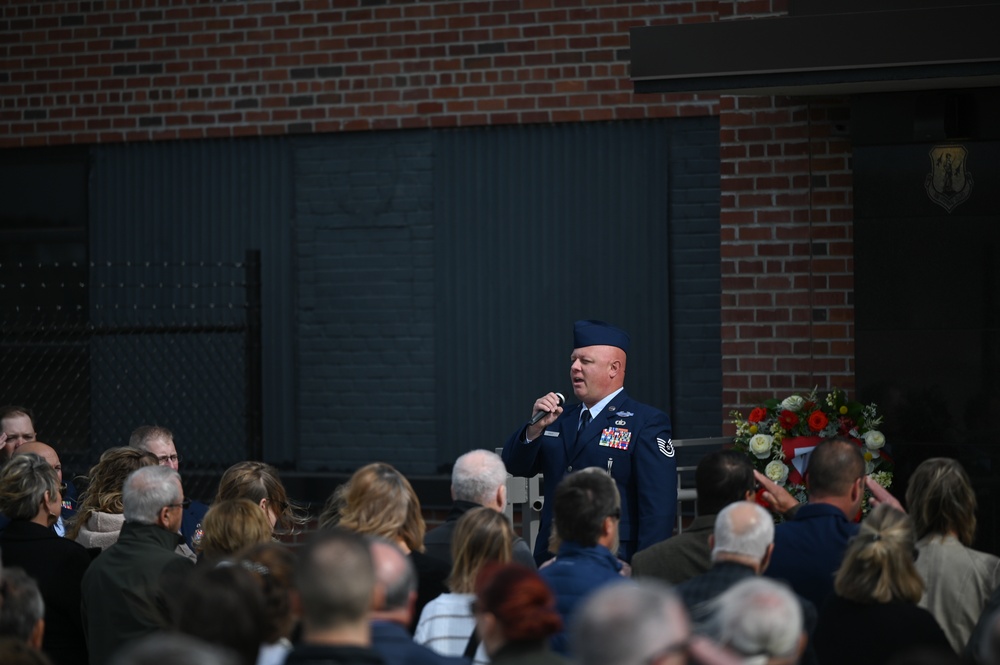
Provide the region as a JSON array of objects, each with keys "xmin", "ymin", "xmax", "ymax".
[
  {"xmin": 863, "ymin": 430, "xmax": 886, "ymax": 452},
  {"xmin": 748, "ymin": 434, "xmax": 774, "ymax": 459},
  {"xmin": 765, "ymin": 459, "xmax": 789, "ymax": 485},
  {"xmin": 780, "ymin": 395, "xmax": 805, "ymax": 412}
]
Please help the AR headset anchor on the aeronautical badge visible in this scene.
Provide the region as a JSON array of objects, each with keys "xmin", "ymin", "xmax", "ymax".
[
  {"xmin": 925, "ymin": 144, "xmax": 973, "ymax": 213},
  {"xmin": 657, "ymin": 437, "xmax": 675, "ymax": 458},
  {"xmin": 599, "ymin": 427, "xmax": 632, "ymax": 450},
  {"xmin": 615, "ymin": 419, "xmax": 627, "ymax": 426},
  {"xmin": 616, "ymin": 411, "xmax": 634, "ymax": 417}
]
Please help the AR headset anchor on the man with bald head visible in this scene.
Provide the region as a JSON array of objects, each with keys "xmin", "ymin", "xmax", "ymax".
[
  {"xmin": 368, "ymin": 538, "xmax": 467, "ymax": 665},
  {"xmin": 13, "ymin": 441, "xmax": 76, "ymax": 536},
  {"xmin": 503, "ymin": 320, "xmax": 676, "ymax": 563}
]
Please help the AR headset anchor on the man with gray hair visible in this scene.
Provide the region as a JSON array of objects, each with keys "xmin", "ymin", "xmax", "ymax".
[
  {"xmin": 572, "ymin": 580, "xmax": 741, "ymax": 665},
  {"xmin": 675, "ymin": 501, "xmax": 776, "ymax": 624},
  {"xmin": 0, "ymin": 567, "xmax": 45, "ymax": 649},
  {"xmin": 368, "ymin": 538, "xmax": 466, "ymax": 665},
  {"xmin": 81, "ymin": 465, "xmax": 195, "ymax": 665},
  {"xmin": 677, "ymin": 503, "xmax": 817, "ymax": 664},
  {"xmin": 705, "ymin": 578, "xmax": 806, "ymax": 665},
  {"xmin": 285, "ymin": 528, "xmax": 384, "ymax": 665},
  {"xmin": 424, "ymin": 449, "xmax": 535, "ymax": 568}
]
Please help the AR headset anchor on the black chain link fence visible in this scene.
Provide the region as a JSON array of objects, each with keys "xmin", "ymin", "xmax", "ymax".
[{"xmin": 0, "ymin": 252, "xmax": 262, "ymax": 501}]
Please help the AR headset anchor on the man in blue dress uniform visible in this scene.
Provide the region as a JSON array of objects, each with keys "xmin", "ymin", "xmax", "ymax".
[{"xmin": 502, "ymin": 320, "xmax": 676, "ymax": 564}]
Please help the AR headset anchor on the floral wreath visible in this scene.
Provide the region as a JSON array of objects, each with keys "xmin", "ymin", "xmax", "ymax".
[{"xmin": 730, "ymin": 388, "xmax": 893, "ymax": 516}]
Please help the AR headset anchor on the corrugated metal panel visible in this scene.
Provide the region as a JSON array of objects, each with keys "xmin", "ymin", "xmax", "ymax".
[
  {"xmin": 89, "ymin": 138, "xmax": 296, "ymax": 470},
  {"xmin": 433, "ymin": 120, "xmax": 675, "ymax": 464}
]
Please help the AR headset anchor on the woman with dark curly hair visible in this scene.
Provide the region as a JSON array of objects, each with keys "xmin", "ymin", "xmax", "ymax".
[
  {"xmin": 0, "ymin": 453, "xmax": 91, "ymax": 665},
  {"xmin": 473, "ymin": 563, "xmax": 568, "ymax": 665},
  {"xmin": 239, "ymin": 542, "xmax": 299, "ymax": 665}
]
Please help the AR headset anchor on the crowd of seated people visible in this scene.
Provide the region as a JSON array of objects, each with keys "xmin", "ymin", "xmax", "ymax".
[{"xmin": 8, "ymin": 405, "xmax": 1000, "ymax": 665}]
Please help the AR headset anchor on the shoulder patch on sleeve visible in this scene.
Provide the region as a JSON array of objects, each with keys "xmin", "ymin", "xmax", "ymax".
[{"xmin": 657, "ymin": 437, "xmax": 675, "ymax": 458}]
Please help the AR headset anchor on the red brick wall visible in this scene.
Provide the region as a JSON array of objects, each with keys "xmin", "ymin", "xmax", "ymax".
[
  {"xmin": 1, "ymin": 0, "xmax": 720, "ymax": 147},
  {"xmin": 3, "ymin": 0, "xmax": 859, "ymax": 437},
  {"xmin": 719, "ymin": 94, "xmax": 855, "ymax": 427}
]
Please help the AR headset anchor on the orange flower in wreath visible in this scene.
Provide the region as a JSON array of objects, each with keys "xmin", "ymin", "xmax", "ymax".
[
  {"xmin": 807, "ymin": 410, "xmax": 829, "ymax": 432},
  {"xmin": 748, "ymin": 407, "xmax": 768, "ymax": 423}
]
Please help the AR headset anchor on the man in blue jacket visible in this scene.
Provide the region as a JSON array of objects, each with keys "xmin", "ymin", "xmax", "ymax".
[
  {"xmin": 502, "ymin": 320, "xmax": 676, "ymax": 564},
  {"xmin": 540, "ymin": 468, "xmax": 625, "ymax": 655},
  {"xmin": 761, "ymin": 437, "xmax": 865, "ymax": 609}
]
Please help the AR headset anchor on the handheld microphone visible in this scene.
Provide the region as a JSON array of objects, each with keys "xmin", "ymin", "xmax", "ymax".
[{"xmin": 529, "ymin": 392, "xmax": 565, "ymax": 425}]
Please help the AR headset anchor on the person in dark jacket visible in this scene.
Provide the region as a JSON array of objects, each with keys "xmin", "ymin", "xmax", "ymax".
[
  {"xmin": 285, "ymin": 528, "xmax": 386, "ymax": 665},
  {"xmin": 424, "ymin": 449, "xmax": 535, "ymax": 570},
  {"xmin": 539, "ymin": 468, "xmax": 625, "ymax": 655},
  {"xmin": 632, "ymin": 450, "xmax": 755, "ymax": 585},
  {"xmin": 0, "ymin": 453, "xmax": 91, "ymax": 665},
  {"xmin": 368, "ymin": 538, "xmax": 468, "ymax": 665},
  {"xmin": 80, "ymin": 465, "xmax": 195, "ymax": 665}
]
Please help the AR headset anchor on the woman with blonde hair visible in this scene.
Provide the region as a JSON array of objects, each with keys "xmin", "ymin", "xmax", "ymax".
[
  {"xmin": 906, "ymin": 457, "xmax": 1000, "ymax": 652},
  {"xmin": 68, "ymin": 446, "xmax": 158, "ymax": 549},
  {"xmin": 812, "ymin": 504, "xmax": 951, "ymax": 664},
  {"xmin": 321, "ymin": 461, "xmax": 450, "ymax": 629},
  {"xmin": 414, "ymin": 506, "xmax": 514, "ymax": 665},
  {"xmin": 197, "ymin": 498, "xmax": 274, "ymax": 565},
  {"xmin": 215, "ymin": 461, "xmax": 304, "ymax": 534}
]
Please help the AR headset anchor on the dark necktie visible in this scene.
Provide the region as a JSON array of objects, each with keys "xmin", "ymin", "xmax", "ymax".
[{"xmin": 578, "ymin": 409, "xmax": 592, "ymax": 433}]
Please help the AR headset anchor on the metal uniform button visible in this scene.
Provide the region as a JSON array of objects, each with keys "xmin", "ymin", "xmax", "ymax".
[{"xmin": 566, "ymin": 466, "xmax": 573, "ymax": 472}]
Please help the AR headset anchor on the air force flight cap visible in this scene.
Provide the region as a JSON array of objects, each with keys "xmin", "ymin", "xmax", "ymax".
[{"xmin": 573, "ymin": 320, "xmax": 630, "ymax": 353}]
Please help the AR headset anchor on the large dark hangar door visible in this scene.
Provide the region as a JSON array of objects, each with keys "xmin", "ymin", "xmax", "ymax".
[
  {"xmin": 433, "ymin": 118, "xmax": 721, "ymax": 463},
  {"xmin": 854, "ymin": 90, "xmax": 1000, "ymax": 553}
]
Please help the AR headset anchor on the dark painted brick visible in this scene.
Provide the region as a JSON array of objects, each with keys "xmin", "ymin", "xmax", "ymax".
[
  {"xmin": 289, "ymin": 95, "xmax": 314, "ymax": 106},
  {"xmin": 138, "ymin": 63, "xmax": 163, "ymax": 75},
  {"xmin": 317, "ymin": 66, "xmax": 343, "ymax": 78},
  {"xmin": 287, "ymin": 122, "xmax": 312, "ymax": 133},
  {"xmin": 813, "ymin": 309, "xmax": 828, "ymax": 322},
  {"xmin": 113, "ymin": 39, "xmax": 137, "ymax": 49},
  {"xmin": 139, "ymin": 10, "xmax": 163, "ymax": 21},
  {"xmin": 290, "ymin": 68, "xmax": 316, "ymax": 79},
  {"xmin": 235, "ymin": 98, "xmax": 259, "ymax": 109},
  {"xmin": 23, "ymin": 109, "xmax": 47, "ymax": 120},
  {"xmin": 138, "ymin": 116, "xmax": 163, "ymax": 127},
  {"xmin": 60, "ymin": 15, "xmax": 84, "ymax": 26},
  {"xmin": 113, "ymin": 65, "xmax": 137, "ymax": 76},
  {"xmin": 477, "ymin": 42, "xmax": 506, "ymax": 55}
]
